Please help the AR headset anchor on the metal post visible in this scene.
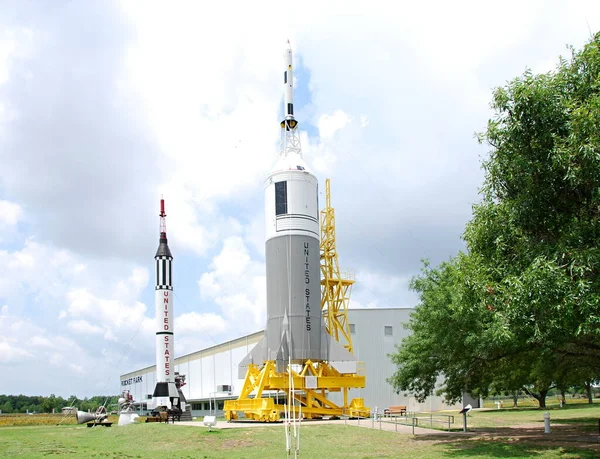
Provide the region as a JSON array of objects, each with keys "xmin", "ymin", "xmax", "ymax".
[
  {"xmin": 463, "ymin": 412, "xmax": 467, "ymax": 432},
  {"xmin": 430, "ymin": 413, "xmax": 433, "ymax": 429},
  {"xmin": 412, "ymin": 416, "xmax": 415, "ymax": 435},
  {"xmin": 544, "ymin": 412, "xmax": 550, "ymax": 434},
  {"xmin": 395, "ymin": 415, "xmax": 397, "ymax": 432}
]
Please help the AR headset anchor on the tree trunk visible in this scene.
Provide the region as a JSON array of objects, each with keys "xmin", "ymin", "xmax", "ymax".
[
  {"xmin": 585, "ymin": 381, "xmax": 593, "ymax": 404},
  {"xmin": 512, "ymin": 391, "xmax": 518, "ymax": 408},
  {"xmin": 560, "ymin": 390, "xmax": 566, "ymax": 406},
  {"xmin": 538, "ymin": 389, "xmax": 548, "ymax": 408},
  {"xmin": 523, "ymin": 387, "xmax": 548, "ymax": 408}
]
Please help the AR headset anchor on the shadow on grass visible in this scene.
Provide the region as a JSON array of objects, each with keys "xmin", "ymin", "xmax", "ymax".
[{"xmin": 438, "ymin": 440, "xmax": 599, "ymax": 458}]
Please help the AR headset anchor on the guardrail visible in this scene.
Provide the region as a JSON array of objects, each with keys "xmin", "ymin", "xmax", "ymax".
[
  {"xmin": 342, "ymin": 410, "xmax": 455, "ymax": 433},
  {"xmin": 379, "ymin": 411, "xmax": 455, "ymax": 432}
]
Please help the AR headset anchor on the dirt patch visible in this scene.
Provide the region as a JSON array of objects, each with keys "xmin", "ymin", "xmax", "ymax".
[{"xmin": 220, "ymin": 439, "xmax": 258, "ymax": 449}]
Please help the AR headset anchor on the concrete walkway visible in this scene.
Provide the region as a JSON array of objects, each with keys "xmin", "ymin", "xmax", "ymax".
[{"xmin": 174, "ymin": 418, "xmax": 454, "ymax": 435}]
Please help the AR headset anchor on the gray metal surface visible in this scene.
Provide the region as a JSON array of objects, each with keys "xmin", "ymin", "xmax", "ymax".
[{"xmin": 241, "ymin": 235, "xmax": 324, "ymax": 373}]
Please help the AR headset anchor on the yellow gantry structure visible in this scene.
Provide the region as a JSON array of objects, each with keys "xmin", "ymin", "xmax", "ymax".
[
  {"xmin": 224, "ymin": 179, "xmax": 368, "ymax": 422},
  {"xmin": 320, "ymin": 179, "xmax": 355, "ymax": 354}
]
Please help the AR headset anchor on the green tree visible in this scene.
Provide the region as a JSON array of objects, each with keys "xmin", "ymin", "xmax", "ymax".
[{"xmin": 390, "ymin": 33, "xmax": 600, "ymax": 408}]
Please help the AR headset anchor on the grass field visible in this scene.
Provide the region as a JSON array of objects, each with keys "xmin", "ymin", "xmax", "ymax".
[
  {"xmin": 458, "ymin": 403, "xmax": 600, "ymax": 433},
  {"xmin": 1, "ymin": 404, "xmax": 599, "ymax": 458}
]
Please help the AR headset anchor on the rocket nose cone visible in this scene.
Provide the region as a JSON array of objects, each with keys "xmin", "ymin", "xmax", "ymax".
[{"xmin": 155, "ymin": 237, "xmax": 173, "ymax": 258}]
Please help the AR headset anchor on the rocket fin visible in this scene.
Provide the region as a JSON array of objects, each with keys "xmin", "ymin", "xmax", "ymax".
[{"xmin": 238, "ymin": 336, "xmax": 267, "ymax": 379}]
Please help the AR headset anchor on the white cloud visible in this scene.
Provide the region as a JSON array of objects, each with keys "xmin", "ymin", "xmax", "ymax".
[
  {"xmin": 0, "ymin": 200, "xmax": 22, "ymax": 227},
  {"xmin": 199, "ymin": 237, "xmax": 266, "ymax": 333},
  {"xmin": 176, "ymin": 311, "xmax": 227, "ymax": 336},
  {"xmin": 318, "ymin": 110, "xmax": 352, "ymax": 140},
  {"xmin": 0, "ymin": 341, "xmax": 33, "ymax": 363},
  {"xmin": 67, "ymin": 319, "xmax": 103, "ymax": 335}
]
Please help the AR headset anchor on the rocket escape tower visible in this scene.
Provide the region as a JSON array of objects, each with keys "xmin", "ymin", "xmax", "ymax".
[{"xmin": 223, "ymin": 42, "xmax": 368, "ymax": 422}]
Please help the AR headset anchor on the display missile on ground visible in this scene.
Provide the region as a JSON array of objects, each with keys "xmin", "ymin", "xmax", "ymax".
[
  {"xmin": 240, "ymin": 41, "xmax": 355, "ymax": 375},
  {"xmin": 149, "ymin": 198, "xmax": 180, "ymax": 410}
]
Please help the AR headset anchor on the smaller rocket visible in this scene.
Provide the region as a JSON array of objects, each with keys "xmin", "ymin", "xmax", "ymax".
[
  {"xmin": 150, "ymin": 198, "xmax": 180, "ymax": 410},
  {"xmin": 281, "ymin": 40, "xmax": 297, "ymax": 130}
]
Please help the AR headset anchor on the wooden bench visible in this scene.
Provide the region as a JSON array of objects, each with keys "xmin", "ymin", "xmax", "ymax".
[{"xmin": 384, "ymin": 405, "xmax": 407, "ymax": 416}]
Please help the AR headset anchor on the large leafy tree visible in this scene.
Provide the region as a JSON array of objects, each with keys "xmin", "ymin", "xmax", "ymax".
[{"xmin": 390, "ymin": 34, "xmax": 600, "ymax": 407}]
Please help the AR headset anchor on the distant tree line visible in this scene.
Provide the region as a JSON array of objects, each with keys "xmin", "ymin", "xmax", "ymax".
[
  {"xmin": 0, "ymin": 394, "xmax": 119, "ymax": 414},
  {"xmin": 389, "ymin": 34, "xmax": 600, "ymax": 408}
]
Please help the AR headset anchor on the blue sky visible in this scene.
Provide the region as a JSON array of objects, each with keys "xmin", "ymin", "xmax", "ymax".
[{"xmin": 0, "ymin": 0, "xmax": 599, "ymax": 397}]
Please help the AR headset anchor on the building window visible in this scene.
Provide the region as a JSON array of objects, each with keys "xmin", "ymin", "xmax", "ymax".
[
  {"xmin": 384, "ymin": 326, "xmax": 393, "ymax": 336},
  {"xmin": 203, "ymin": 402, "xmax": 210, "ymax": 411},
  {"xmin": 275, "ymin": 181, "xmax": 287, "ymax": 215},
  {"xmin": 192, "ymin": 403, "xmax": 202, "ymax": 410},
  {"xmin": 217, "ymin": 401, "xmax": 224, "ymax": 410},
  {"xmin": 349, "ymin": 324, "xmax": 356, "ymax": 334}
]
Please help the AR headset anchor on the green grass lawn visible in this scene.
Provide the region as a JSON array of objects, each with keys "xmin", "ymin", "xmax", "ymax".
[
  {"xmin": 455, "ymin": 402, "xmax": 600, "ymax": 433},
  {"xmin": 0, "ymin": 420, "xmax": 598, "ymax": 458}
]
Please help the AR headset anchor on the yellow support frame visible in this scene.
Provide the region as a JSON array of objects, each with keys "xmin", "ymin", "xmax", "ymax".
[
  {"xmin": 224, "ymin": 361, "xmax": 369, "ymax": 421},
  {"xmin": 224, "ymin": 179, "xmax": 369, "ymax": 422},
  {"xmin": 320, "ymin": 179, "xmax": 354, "ymax": 353}
]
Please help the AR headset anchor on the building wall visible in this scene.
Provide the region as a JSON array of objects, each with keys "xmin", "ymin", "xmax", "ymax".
[
  {"xmin": 327, "ymin": 308, "xmax": 459, "ymax": 413},
  {"xmin": 120, "ymin": 308, "xmax": 458, "ymax": 417},
  {"xmin": 120, "ymin": 331, "xmax": 262, "ymax": 416}
]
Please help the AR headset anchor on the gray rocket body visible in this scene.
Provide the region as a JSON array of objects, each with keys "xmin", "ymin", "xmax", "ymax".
[{"xmin": 264, "ymin": 235, "xmax": 322, "ymax": 363}]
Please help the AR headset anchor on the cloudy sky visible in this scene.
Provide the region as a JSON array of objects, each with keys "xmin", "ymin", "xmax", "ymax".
[{"xmin": 0, "ymin": 0, "xmax": 598, "ymax": 397}]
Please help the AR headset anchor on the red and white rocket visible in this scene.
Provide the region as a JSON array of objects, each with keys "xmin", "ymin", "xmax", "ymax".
[{"xmin": 150, "ymin": 198, "xmax": 180, "ymax": 410}]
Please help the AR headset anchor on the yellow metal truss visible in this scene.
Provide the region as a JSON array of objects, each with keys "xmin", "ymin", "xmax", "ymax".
[
  {"xmin": 320, "ymin": 178, "xmax": 354, "ymax": 354},
  {"xmin": 224, "ymin": 178, "xmax": 369, "ymax": 422},
  {"xmin": 224, "ymin": 361, "xmax": 368, "ymax": 421}
]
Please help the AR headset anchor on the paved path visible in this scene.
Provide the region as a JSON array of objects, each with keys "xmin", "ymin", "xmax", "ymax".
[{"xmin": 174, "ymin": 418, "xmax": 453, "ymax": 435}]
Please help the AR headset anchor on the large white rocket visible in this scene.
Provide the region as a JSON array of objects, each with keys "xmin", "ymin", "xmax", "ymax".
[{"xmin": 240, "ymin": 41, "xmax": 355, "ymax": 375}]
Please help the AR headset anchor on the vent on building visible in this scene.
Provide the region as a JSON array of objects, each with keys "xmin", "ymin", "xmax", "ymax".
[
  {"xmin": 147, "ymin": 394, "xmax": 153, "ymax": 400},
  {"xmin": 384, "ymin": 326, "xmax": 393, "ymax": 336},
  {"xmin": 217, "ymin": 385, "xmax": 232, "ymax": 393},
  {"xmin": 349, "ymin": 324, "xmax": 356, "ymax": 334}
]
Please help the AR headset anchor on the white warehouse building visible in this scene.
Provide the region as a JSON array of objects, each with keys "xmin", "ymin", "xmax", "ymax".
[{"xmin": 120, "ymin": 308, "xmax": 461, "ymax": 418}]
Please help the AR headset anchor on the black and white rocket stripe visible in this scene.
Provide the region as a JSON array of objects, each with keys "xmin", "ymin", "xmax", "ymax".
[
  {"xmin": 155, "ymin": 231, "xmax": 173, "ymax": 291},
  {"xmin": 155, "ymin": 255, "xmax": 173, "ymax": 290}
]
